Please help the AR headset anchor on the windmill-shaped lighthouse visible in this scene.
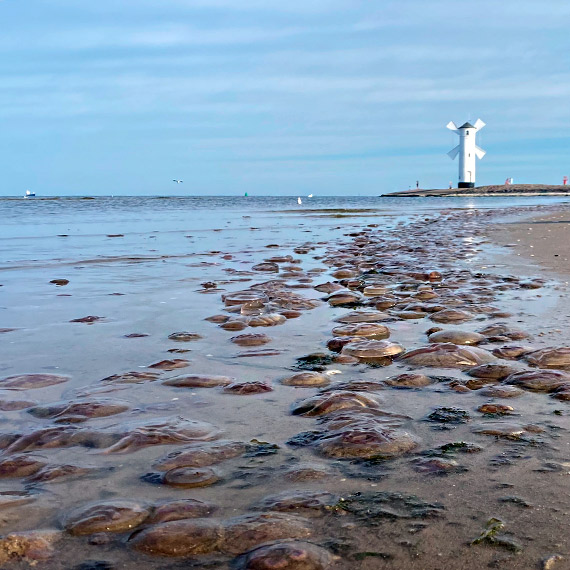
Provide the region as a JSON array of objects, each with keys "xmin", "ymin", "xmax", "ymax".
[{"xmin": 447, "ymin": 119, "xmax": 486, "ymax": 188}]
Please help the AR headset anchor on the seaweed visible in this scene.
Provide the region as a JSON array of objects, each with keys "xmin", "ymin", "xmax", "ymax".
[
  {"xmin": 471, "ymin": 518, "xmax": 522, "ymax": 552},
  {"xmin": 427, "ymin": 407, "xmax": 470, "ymax": 424},
  {"xmin": 244, "ymin": 439, "xmax": 280, "ymax": 457},
  {"xmin": 330, "ymin": 491, "xmax": 445, "ymax": 524}
]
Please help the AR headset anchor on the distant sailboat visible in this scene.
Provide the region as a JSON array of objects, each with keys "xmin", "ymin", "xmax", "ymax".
[
  {"xmin": 307, "ymin": 194, "xmax": 313, "ymax": 198},
  {"xmin": 24, "ymin": 190, "xmax": 35, "ymax": 198},
  {"xmin": 297, "ymin": 197, "xmax": 302, "ymax": 205}
]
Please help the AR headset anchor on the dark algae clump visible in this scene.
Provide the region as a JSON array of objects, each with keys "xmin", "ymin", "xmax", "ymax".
[
  {"xmin": 471, "ymin": 518, "xmax": 522, "ymax": 552},
  {"xmin": 331, "ymin": 491, "xmax": 445, "ymax": 523}
]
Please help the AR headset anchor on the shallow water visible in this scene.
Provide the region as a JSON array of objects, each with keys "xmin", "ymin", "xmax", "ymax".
[{"xmin": 0, "ymin": 196, "xmax": 569, "ymax": 569}]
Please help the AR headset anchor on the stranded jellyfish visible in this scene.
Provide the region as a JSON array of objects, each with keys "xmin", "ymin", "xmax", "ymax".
[
  {"xmin": 334, "ymin": 310, "xmax": 390, "ymax": 324},
  {"xmin": 492, "ymin": 345, "xmax": 535, "ymax": 360},
  {"xmin": 478, "ymin": 385, "xmax": 525, "ymax": 398},
  {"xmin": 231, "ymin": 334, "xmax": 272, "ymax": 347},
  {"xmin": 0, "ymin": 374, "xmax": 69, "ymax": 390},
  {"xmin": 427, "ymin": 330, "xmax": 486, "ymax": 345},
  {"xmin": 101, "ymin": 371, "xmax": 161, "ymax": 383},
  {"xmin": 28, "ymin": 399, "xmax": 129, "ymax": 423},
  {"xmin": 223, "ymin": 382, "xmax": 273, "ymax": 395},
  {"xmin": 331, "ymin": 323, "xmax": 390, "ymax": 340},
  {"xmin": 524, "ymin": 347, "xmax": 570, "ymax": 369},
  {"xmin": 466, "ymin": 364, "xmax": 518, "ymax": 381},
  {"xmin": 504, "ymin": 370, "xmax": 570, "ymax": 392},
  {"xmin": 383, "ymin": 373, "xmax": 434, "ymax": 388},
  {"xmin": 162, "ymin": 467, "xmax": 219, "ymax": 488},
  {"xmin": 327, "ymin": 291, "xmax": 364, "ymax": 307},
  {"xmin": 63, "ymin": 500, "xmax": 151, "ymax": 535},
  {"xmin": 153, "ymin": 440, "xmax": 246, "ymax": 470},
  {"xmin": 398, "ymin": 343, "xmax": 496, "ymax": 369},
  {"xmin": 103, "ymin": 417, "xmax": 221, "ymax": 454},
  {"xmin": 167, "ymin": 332, "xmax": 202, "ymax": 342},
  {"xmin": 252, "ymin": 490, "xmax": 338, "ymax": 517},
  {"xmin": 280, "ymin": 372, "xmax": 330, "ymax": 388},
  {"xmin": 341, "ymin": 340, "xmax": 404, "ymax": 363},
  {"xmin": 316, "ymin": 422, "xmax": 418, "ymax": 460},
  {"xmin": 163, "ymin": 374, "xmax": 233, "ymax": 388},
  {"xmin": 223, "ymin": 291, "xmax": 269, "ymax": 307},
  {"xmin": 146, "ymin": 499, "xmax": 217, "ymax": 524},
  {"xmin": 478, "ymin": 324, "xmax": 530, "ymax": 341},
  {"xmin": 291, "ymin": 391, "xmax": 382, "ymax": 417},
  {"xmin": 248, "ymin": 314, "xmax": 287, "ymax": 327},
  {"xmin": 477, "ymin": 403, "xmax": 514, "ymax": 415},
  {"xmin": 222, "ymin": 513, "xmax": 313, "ymax": 555},
  {"xmin": 233, "ymin": 541, "xmax": 334, "ymax": 570},
  {"xmin": 429, "ymin": 309, "xmax": 474, "ymax": 324},
  {"xmin": 128, "ymin": 519, "xmax": 223, "ymax": 556},
  {"xmin": 148, "ymin": 359, "xmax": 190, "ymax": 371}
]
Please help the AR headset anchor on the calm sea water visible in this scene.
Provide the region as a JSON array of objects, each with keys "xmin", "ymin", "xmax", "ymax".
[{"xmin": 1, "ymin": 195, "xmax": 569, "ymax": 268}]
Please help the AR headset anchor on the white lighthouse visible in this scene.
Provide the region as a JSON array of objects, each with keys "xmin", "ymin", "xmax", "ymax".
[{"xmin": 447, "ymin": 119, "xmax": 486, "ymax": 188}]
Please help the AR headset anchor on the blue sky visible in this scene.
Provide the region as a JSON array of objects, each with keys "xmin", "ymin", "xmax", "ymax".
[{"xmin": 1, "ymin": 0, "xmax": 569, "ymax": 195}]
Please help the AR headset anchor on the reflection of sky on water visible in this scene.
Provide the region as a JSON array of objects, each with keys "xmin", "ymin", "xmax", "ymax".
[{"xmin": 0, "ymin": 195, "xmax": 568, "ymax": 268}]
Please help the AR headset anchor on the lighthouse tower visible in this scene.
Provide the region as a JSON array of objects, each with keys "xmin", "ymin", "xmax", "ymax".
[{"xmin": 447, "ymin": 119, "xmax": 486, "ymax": 188}]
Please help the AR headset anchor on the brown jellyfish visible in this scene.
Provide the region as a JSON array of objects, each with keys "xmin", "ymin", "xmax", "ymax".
[
  {"xmin": 280, "ymin": 372, "xmax": 330, "ymax": 388},
  {"xmin": 331, "ymin": 323, "xmax": 390, "ymax": 340},
  {"xmin": 429, "ymin": 309, "xmax": 474, "ymax": 324},
  {"xmin": 291, "ymin": 391, "xmax": 382, "ymax": 417},
  {"xmin": 398, "ymin": 343, "xmax": 495, "ymax": 369},
  {"xmin": 63, "ymin": 500, "xmax": 151, "ymax": 535},
  {"xmin": 0, "ymin": 374, "xmax": 69, "ymax": 390},
  {"xmin": 427, "ymin": 330, "xmax": 486, "ymax": 345},
  {"xmin": 524, "ymin": 347, "xmax": 570, "ymax": 369},
  {"xmin": 504, "ymin": 370, "xmax": 570, "ymax": 392},
  {"xmin": 163, "ymin": 374, "xmax": 233, "ymax": 388},
  {"xmin": 128, "ymin": 519, "xmax": 224, "ymax": 556}
]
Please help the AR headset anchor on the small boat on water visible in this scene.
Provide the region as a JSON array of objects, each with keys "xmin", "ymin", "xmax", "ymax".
[
  {"xmin": 297, "ymin": 197, "xmax": 302, "ymax": 205},
  {"xmin": 24, "ymin": 190, "xmax": 36, "ymax": 198}
]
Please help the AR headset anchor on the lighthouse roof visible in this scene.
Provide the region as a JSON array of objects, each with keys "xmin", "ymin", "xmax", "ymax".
[{"xmin": 459, "ymin": 122, "xmax": 475, "ymax": 129}]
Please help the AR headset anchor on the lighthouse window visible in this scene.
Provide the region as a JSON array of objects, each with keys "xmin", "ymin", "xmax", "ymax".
[{"xmin": 466, "ymin": 131, "xmax": 469, "ymax": 135}]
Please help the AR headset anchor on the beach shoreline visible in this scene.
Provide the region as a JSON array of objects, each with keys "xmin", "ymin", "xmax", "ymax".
[
  {"xmin": 0, "ymin": 198, "xmax": 569, "ymax": 569},
  {"xmin": 383, "ymin": 184, "xmax": 570, "ymax": 198}
]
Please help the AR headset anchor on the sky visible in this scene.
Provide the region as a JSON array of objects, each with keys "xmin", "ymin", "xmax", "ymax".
[{"xmin": 1, "ymin": 0, "xmax": 570, "ymax": 196}]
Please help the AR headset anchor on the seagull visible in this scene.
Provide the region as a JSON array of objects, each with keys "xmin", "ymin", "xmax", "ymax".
[{"xmin": 173, "ymin": 179, "xmax": 183, "ymax": 184}]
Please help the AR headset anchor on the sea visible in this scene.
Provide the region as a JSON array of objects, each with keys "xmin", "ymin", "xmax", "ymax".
[{"xmin": 2, "ymin": 194, "xmax": 569, "ymax": 269}]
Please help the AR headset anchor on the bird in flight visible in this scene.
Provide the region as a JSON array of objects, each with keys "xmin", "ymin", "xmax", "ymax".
[{"xmin": 173, "ymin": 179, "xmax": 183, "ymax": 183}]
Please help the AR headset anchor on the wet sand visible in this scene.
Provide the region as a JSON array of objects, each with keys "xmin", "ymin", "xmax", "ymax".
[
  {"xmin": 491, "ymin": 210, "xmax": 570, "ymax": 277},
  {"xmin": 0, "ymin": 202, "xmax": 570, "ymax": 569}
]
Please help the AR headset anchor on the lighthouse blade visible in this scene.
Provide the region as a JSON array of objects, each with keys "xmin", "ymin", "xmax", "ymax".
[
  {"xmin": 446, "ymin": 121, "xmax": 459, "ymax": 133},
  {"xmin": 474, "ymin": 119, "xmax": 486, "ymax": 131},
  {"xmin": 475, "ymin": 146, "xmax": 486, "ymax": 159},
  {"xmin": 447, "ymin": 145, "xmax": 460, "ymax": 160}
]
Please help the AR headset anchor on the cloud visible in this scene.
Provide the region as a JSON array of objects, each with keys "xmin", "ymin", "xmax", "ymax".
[{"xmin": 1, "ymin": 0, "xmax": 569, "ymax": 193}]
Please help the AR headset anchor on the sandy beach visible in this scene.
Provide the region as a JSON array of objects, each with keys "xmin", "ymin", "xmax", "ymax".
[
  {"xmin": 491, "ymin": 210, "xmax": 570, "ymax": 277},
  {"xmin": 0, "ymin": 197, "xmax": 569, "ymax": 570}
]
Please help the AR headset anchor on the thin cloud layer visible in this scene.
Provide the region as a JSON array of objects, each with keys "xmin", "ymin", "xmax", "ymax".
[{"xmin": 0, "ymin": 0, "xmax": 569, "ymax": 194}]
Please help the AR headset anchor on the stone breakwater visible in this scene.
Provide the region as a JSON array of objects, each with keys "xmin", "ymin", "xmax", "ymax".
[
  {"xmin": 384, "ymin": 184, "xmax": 570, "ymax": 197},
  {"xmin": 0, "ymin": 204, "xmax": 569, "ymax": 569}
]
